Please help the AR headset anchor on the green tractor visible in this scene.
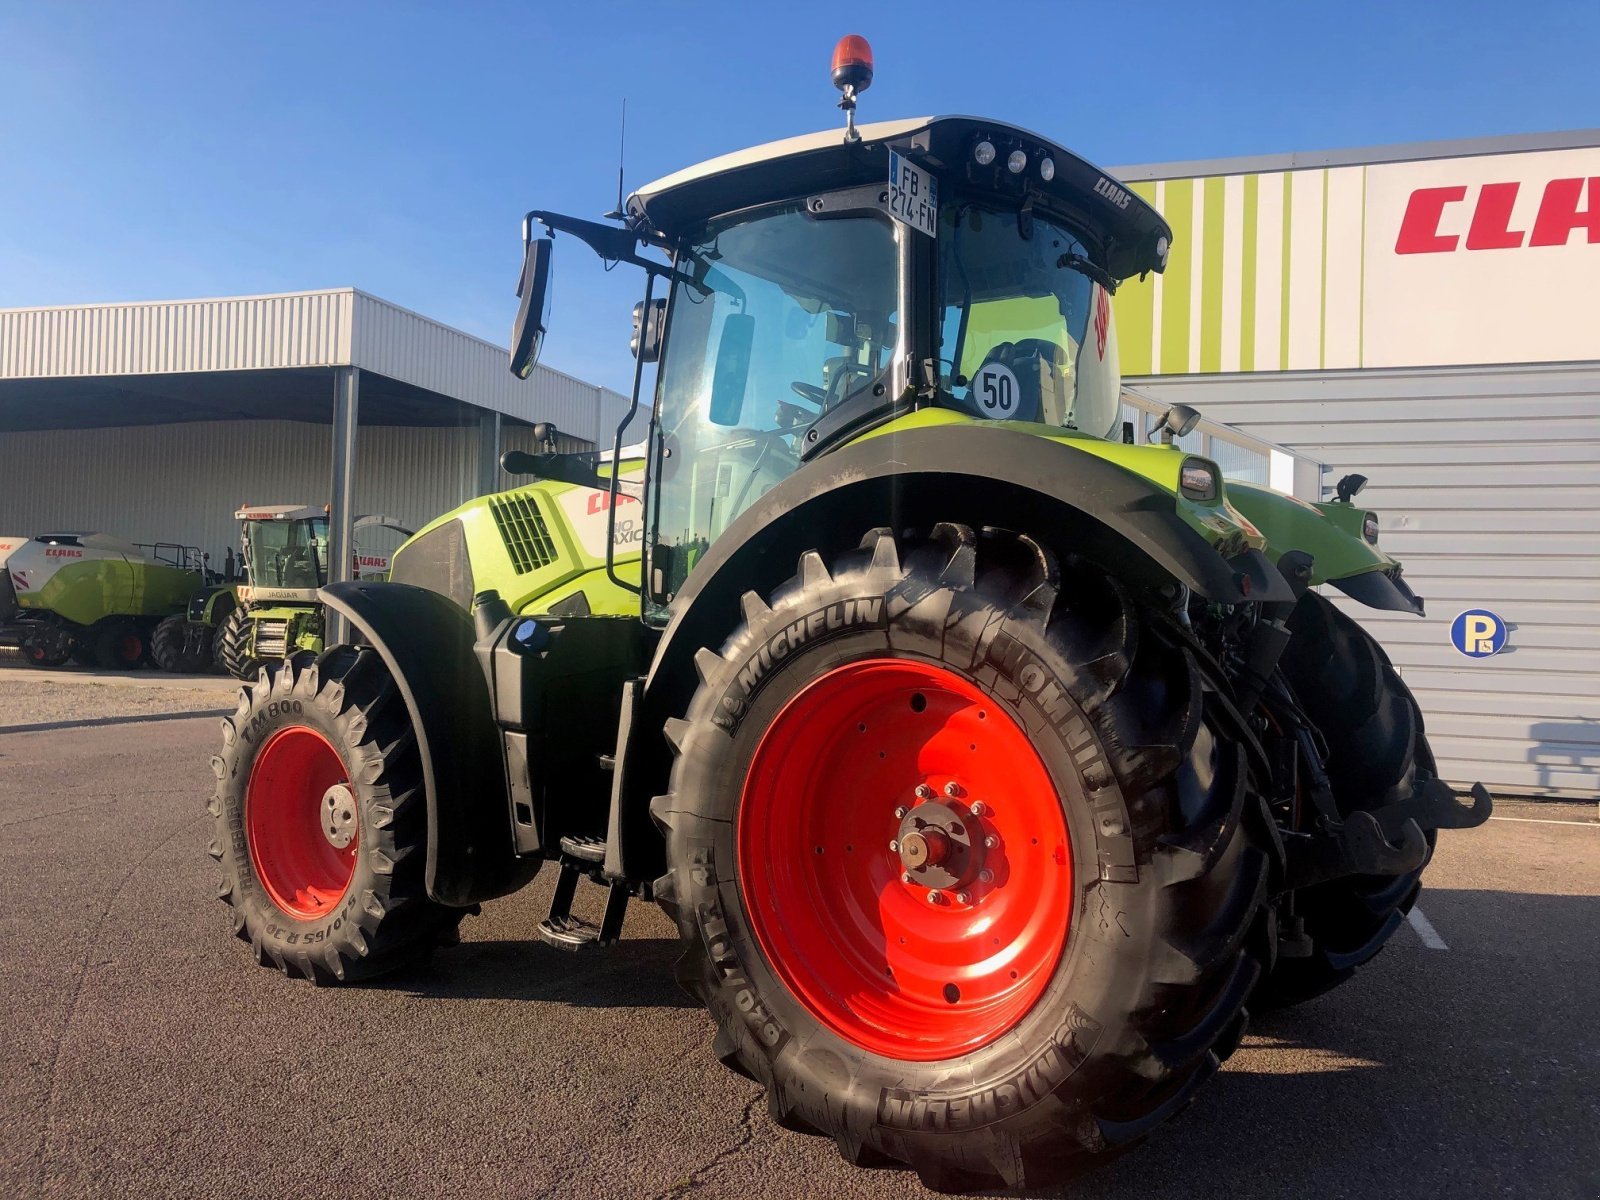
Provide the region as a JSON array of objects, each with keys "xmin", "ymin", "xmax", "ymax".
[
  {"xmin": 199, "ymin": 505, "xmax": 409, "ymax": 680},
  {"xmin": 0, "ymin": 531, "xmax": 207, "ymax": 668},
  {"xmin": 209, "ymin": 43, "xmax": 1491, "ymax": 1190}
]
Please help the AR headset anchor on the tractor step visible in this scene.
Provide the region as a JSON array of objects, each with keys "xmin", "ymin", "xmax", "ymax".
[{"xmin": 535, "ymin": 838, "xmax": 628, "ymax": 951}]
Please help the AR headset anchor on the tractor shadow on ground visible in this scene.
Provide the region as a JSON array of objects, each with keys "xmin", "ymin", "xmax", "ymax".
[{"xmin": 386, "ymin": 932, "xmax": 699, "ymax": 1010}]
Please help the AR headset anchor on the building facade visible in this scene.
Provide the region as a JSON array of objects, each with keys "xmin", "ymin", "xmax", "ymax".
[{"xmin": 1112, "ymin": 131, "xmax": 1600, "ymax": 798}]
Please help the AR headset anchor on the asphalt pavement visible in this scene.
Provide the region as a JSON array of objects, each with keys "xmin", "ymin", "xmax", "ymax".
[{"xmin": 1, "ymin": 704, "xmax": 1595, "ymax": 1200}]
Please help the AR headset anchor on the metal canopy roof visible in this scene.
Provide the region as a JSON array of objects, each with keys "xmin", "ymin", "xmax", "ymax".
[{"xmin": 0, "ymin": 288, "xmax": 629, "ymax": 438}]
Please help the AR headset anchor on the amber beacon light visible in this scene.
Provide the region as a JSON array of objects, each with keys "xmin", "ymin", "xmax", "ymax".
[{"xmin": 830, "ymin": 34, "xmax": 874, "ymax": 141}]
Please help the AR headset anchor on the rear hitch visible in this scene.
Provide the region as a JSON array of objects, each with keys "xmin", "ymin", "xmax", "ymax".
[{"xmin": 1284, "ymin": 810, "xmax": 1429, "ymax": 891}]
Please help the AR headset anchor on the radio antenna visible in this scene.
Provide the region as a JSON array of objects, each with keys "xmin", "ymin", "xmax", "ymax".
[{"xmin": 606, "ymin": 99, "xmax": 627, "ymax": 220}]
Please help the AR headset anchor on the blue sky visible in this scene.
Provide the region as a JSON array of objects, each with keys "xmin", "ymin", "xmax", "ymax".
[{"xmin": 2, "ymin": 1, "xmax": 1595, "ymax": 392}]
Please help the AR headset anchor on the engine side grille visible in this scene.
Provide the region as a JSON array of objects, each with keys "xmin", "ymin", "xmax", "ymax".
[
  {"xmin": 488, "ymin": 492, "xmax": 558, "ymax": 575},
  {"xmin": 254, "ymin": 620, "xmax": 289, "ymax": 659}
]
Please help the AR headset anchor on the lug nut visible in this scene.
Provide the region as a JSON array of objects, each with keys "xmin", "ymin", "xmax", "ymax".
[
  {"xmin": 927, "ymin": 890, "xmax": 943, "ymax": 904},
  {"xmin": 956, "ymin": 891, "xmax": 971, "ymax": 904},
  {"xmin": 914, "ymin": 784, "xmax": 935, "ymax": 801},
  {"xmin": 893, "ymin": 805, "xmax": 907, "ymax": 819},
  {"xmin": 970, "ymin": 801, "xmax": 986, "ymax": 817},
  {"xmin": 979, "ymin": 868, "xmax": 994, "ymax": 884},
  {"xmin": 943, "ymin": 781, "xmax": 962, "ymax": 798},
  {"xmin": 888, "ymin": 839, "xmax": 899, "ymax": 853},
  {"xmin": 901, "ymin": 872, "xmax": 913, "ymax": 884},
  {"xmin": 983, "ymin": 835, "xmax": 998, "ymax": 849}
]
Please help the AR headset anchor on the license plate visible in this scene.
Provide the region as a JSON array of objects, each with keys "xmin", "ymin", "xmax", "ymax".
[{"xmin": 887, "ymin": 151, "xmax": 938, "ymax": 238}]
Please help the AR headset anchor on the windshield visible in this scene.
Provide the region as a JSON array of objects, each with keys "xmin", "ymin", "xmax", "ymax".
[
  {"xmin": 244, "ymin": 518, "xmax": 326, "ymax": 589},
  {"xmin": 937, "ymin": 205, "xmax": 1120, "ymax": 439},
  {"xmin": 651, "ymin": 201, "xmax": 899, "ymax": 598}
]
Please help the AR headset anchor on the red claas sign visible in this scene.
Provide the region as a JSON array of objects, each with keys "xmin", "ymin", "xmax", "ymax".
[{"xmin": 1397, "ymin": 177, "xmax": 1600, "ymax": 253}]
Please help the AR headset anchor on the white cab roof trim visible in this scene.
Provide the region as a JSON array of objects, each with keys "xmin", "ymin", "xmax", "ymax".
[{"xmin": 630, "ymin": 117, "xmax": 936, "ymax": 207}]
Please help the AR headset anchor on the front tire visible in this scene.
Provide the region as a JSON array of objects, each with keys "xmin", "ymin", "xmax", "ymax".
[
  {"xmin": 209, "ymin": 648, "xmax": 463, "ymax": 982},
  {"xmin": 1256, "ymin": 591, "xmax": 1436, "ymax": 1007},
  {"xmin": 151, "ymin": 613, "xmax": 213, "ymax": 672},
  {"xmin": 656, "ymin": 528, "xmax": 1274, "ymax": 1190},
  {"xmin": 216, "ymin": 606, "xmax": 260, "ymax": 680}
]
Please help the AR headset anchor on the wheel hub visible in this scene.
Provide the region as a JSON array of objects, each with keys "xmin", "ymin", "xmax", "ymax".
[
  {"xmin": 321, "ymin": 784, "xmax": 358, "ymax": 850},
  {"xmin": 895, "ymin": 799, "xmax": 982, "ymax": 890}
]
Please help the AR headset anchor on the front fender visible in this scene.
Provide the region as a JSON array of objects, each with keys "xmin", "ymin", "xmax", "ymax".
[{"xmin": 321, "ymin": 581, "xmax": 532, "ymax": 907}]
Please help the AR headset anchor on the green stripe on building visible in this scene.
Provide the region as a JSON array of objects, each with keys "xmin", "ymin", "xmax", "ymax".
[
  {"xmin": 1160, "ymin": 179, "xmax": 1194, "ymax": 374},
  {"xmin": 1199, "ymin": 177, "xmax": 1225, "ymax": 373},
  {"xmin": 1116, "ymin": 181, "xmax": 1158, "ymax": 375},
  {"xmin": 1239, "ymin": 174, "xmax": 1258, "ymax": 372}
]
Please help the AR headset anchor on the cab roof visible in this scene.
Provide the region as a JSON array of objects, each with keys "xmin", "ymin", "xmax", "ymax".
[{"xmin": 626, "ymin": 115, "xmax": 1172, "ymax": 281}]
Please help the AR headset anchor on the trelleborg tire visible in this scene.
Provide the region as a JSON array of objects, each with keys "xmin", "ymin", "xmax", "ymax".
[
  {"xmin": 1255, "ymin": 590, "xmax": 1437, "ymax": 1009},
  {"xmin": 209, "ymin": 647, "xmax": 464, "ymax": 983},
  {"xmin": 654, "ymin": 526, "xmax": 1275, "ymax": 1191},
  {"xmin": 216, "ymin": 606, "xmax": 260, "ymax": 681}
]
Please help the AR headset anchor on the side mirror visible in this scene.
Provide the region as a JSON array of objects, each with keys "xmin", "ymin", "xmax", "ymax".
[
  {"xmin": 631, "ymin": 297, "xmax": 667, "ymax": 362},
  {"xmin": 510, "ymin": 237, "xmax": 554, "ymax": 379},
  {"xmin": 708, "ymin": 314, "xmax": 755, "ymax": 427}
]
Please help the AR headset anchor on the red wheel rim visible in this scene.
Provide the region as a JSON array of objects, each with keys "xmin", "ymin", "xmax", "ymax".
[
  {"xmin": 738, "ymin": 658, "xmax": 1073, "ymax": 1061},
  {"xmin": 245, "ymin": 726, "xmax": 357, "ymax": 919},
  {"xmin": 117, "ymin": 634, "xmax": 142, "ymax": 664}
]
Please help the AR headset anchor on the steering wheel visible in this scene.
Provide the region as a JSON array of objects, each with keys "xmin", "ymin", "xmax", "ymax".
[{"xmin": 790, "ymin": 382, "xmax": 827, "ymax": 408}]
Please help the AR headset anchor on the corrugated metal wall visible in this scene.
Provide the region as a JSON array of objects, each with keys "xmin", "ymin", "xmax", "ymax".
[
  {"xmin": 0, "ymin": 420, "xmax": 500, "ymax": 565},
  {"xmin": 349, "ymin": 292, "xmax": 632, "ymax": 438},
  {"xmin": 1130, "ymin": 362, "xmax": 1600, "ymax": 798},
  {"xmin": 0, "ymin": 292, "xmax": 353, "ymax": 377}
]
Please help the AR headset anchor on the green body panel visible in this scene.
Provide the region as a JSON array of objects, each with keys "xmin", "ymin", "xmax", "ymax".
[
  {"xmin": 853, "ymin": 410, "xmax": 1394, "ymax": 584},
  {"xmin": 194, "ymin": 586, "xmax": 241, "ymax": 626},
  {"xmin": 396, "ymin": 475, "xmax": 641, "ymax": 618},
  {"xmin": 21, "ymin": 557, "xmax": 202, "ymax": 626},
  {"xmin": 1226, "ymin": 483, "xmax": 1395, "ymax": 585},
  {"xmin": 852, "ymin": 409, "xmax": 1266, "ymax": 556}
]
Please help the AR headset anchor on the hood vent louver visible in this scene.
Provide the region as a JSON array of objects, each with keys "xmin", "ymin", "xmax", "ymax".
[{"xmin": 488, "ymin": 492, "xmax": 558, "ymax": 574}]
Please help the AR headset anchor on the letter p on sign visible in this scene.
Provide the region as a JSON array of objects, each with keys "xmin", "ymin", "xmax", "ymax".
[{"xmin": 1450, "ymin": 609, "xmax": 1508, "ymax": 658}]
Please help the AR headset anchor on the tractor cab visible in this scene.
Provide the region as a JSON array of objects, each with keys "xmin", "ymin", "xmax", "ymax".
[
  {"xmin": 513, "ymin": 85, "xmax": 1171, "ymax": 602},
  {"xmin": 234, "ymin": 505, "xmax": 329, "ymax": 602}
]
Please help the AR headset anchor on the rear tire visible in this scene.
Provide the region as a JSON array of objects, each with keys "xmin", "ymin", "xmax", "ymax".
[
  {"xmin": 92, "ymin": 619, "xmax": 147, "ymax": 670},
  {"xmin": 209, "ymin": 647, "xmax": 464, "ymax": 982},
  {"xmin": 656, "ymin": 528, "xmax": 1274, "ymax": 1190},
  {"xmin": 217, "ymin": 606, "xmax": 260, "ymax": 680},
  {"xmin": 1255, "ymin": 591, "xmax": 1436, "ymax": 1008}
]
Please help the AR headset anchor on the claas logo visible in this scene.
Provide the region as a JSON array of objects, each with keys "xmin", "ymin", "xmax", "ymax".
[
  {"xmin": 1397, "ymin": 177, "xmax": 1600, "ymax": 253},
  {"xmin": 586, "ymin": 491, "xmax": 639, "ymax": 515}
]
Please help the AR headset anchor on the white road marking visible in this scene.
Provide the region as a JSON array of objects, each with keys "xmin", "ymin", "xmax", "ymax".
[
  {"xmin": 1487, "ymin": 815, "xmax": 1597, "ymax": 827},
  {"xmin": 1406, "ymin": 906, "xmax": 1449, "ymax": 951}
]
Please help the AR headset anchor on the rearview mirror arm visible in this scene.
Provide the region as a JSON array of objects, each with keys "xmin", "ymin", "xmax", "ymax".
[{"xmin": 524, "ymin": 210, "xmax": 673, "ymax": 279}]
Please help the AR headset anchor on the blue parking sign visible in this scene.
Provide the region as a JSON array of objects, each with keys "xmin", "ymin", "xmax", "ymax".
[{"xmin": 1450, "ymin": 609, "xmax": 1508, "ymax": 658}]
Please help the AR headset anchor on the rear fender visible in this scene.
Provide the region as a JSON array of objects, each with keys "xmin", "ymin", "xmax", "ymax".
[
  {"xmin": 320, "ymin": 581, "xmax": 531, "ymax": 907},
  {"xmin": 618, "ymin": 425, "xmax": 1292, "ymax": 882}
]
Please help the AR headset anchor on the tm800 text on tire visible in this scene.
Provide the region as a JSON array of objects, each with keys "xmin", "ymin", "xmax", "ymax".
[
  {"xmin": 209, "ymin": 647, "xmax": 463, "ymax": 982},
  {"xmin": 654, "ymin": 526, "xmax": 1277, "ymax": 1191}
]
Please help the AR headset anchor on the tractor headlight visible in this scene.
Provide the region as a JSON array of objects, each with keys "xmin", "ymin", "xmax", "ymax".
[
  {"xmin": 1363, "ymin": 512, "xmax": 1379, "ymax": 544},
  {"xmin": 1039, "ymin": 156, "xmax": 1056, "ymax": 182},
  {"xmin": 1179, "ymin": 459, "xmax": 1219, "ymax": 502},
  {"xmin": 973, "ymin": 139, "xmax": 996, "ymax": 166},
  {"xmin": 1007, "ymin": 149, "xmax": 1027, "ymax": 174}
]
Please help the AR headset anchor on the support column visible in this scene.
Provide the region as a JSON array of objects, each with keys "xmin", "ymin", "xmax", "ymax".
[
  {"xmin": 477, "ymin": 408, "xmax": 502, "ymax": 497},
  {"xmin": 327, "ymin": 366, "xmax": 360, "ymax": 644}
]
